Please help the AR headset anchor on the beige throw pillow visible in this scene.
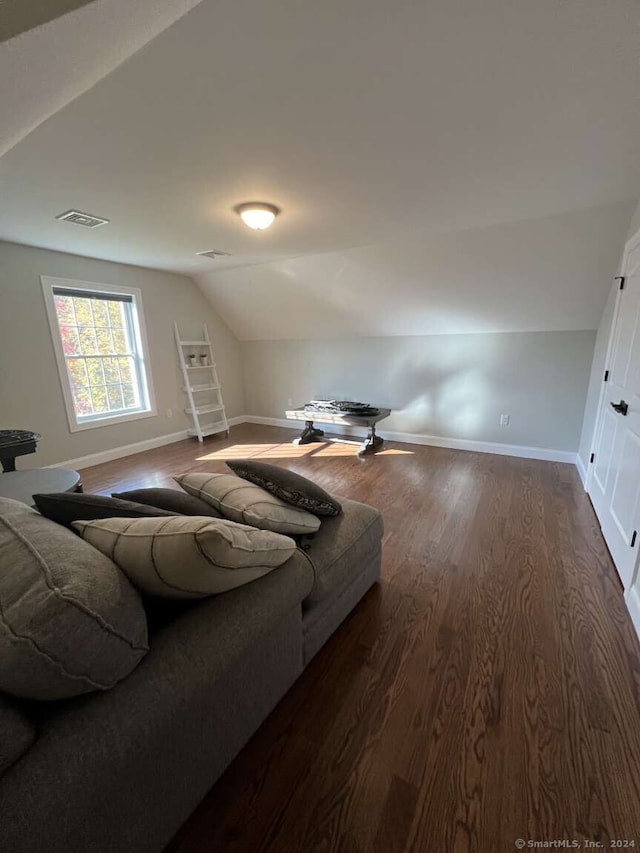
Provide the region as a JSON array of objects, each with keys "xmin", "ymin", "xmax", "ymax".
[
  {"xmin": 72, "ymin": 515, "xmax": 297, "ymax": 598},
  {"xmin": 174, "ymin": 473, "xmax": 321, "ymax": 535}
]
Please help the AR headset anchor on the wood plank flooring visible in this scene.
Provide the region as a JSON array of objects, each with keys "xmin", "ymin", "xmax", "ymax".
[{"xmin": 80, "ymin": 423, "xmax": 640, "ymax": 852}]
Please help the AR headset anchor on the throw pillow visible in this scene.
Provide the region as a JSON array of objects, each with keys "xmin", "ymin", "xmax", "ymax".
[
  {"xmin": 226, "ymin": 459, "xmax": 341, "ymax": 517},
  {"xmin": 111, "ymin": 487, "xmax": 223, "ymax": 518},
  {"xmin": 0, "ymin": 497, "xmax": 148, "ymax": 701},
  {"xmin": 174, "ymin": 472, "xmax": 321, "ymax": 535},
  {"xmin": 33, "ymin": 492, "xmax": 175, "ymax": 529},
  {"xmin": 0, "ymin": 694, "xmax": 35, "ymax": 777},
  {"xmin": 72, "ymin": 515, "xmax": 297, "ymax": 598}
]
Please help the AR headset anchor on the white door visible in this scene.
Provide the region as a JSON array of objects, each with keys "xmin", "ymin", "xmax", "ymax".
[{"xmin": 588, "ymin": 238, "xmax": 640, "ymax": 590}]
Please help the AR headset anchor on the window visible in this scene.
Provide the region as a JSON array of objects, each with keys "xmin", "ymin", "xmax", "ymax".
[{"xmin": 42, "ymin": 277, "xmax": 156, "ymax": 431}]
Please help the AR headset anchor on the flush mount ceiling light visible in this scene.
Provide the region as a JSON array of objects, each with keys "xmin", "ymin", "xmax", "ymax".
[{"xmin": 235, "ymin": 202, "xmax": 280, "ymax": 230}]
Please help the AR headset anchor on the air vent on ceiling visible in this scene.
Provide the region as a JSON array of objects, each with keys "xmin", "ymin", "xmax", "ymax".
[
  {"xmin": 196, "ymin": 249, "xmax": 231, "ymax": 260},
  {"xmin": 55, "ymin": 210, "xmax": 110, "ymax": 228}
]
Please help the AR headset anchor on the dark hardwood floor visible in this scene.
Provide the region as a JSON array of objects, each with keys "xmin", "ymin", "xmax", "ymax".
[{"xmin": 81, "ymin": 423, "xmax": 640, "ymax": 852}]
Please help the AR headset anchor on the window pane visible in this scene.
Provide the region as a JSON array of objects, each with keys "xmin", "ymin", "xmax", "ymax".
[
  {"xmin": 59, "ymin": 326, "xmax": 80, "ymax": 356},
  {"xmin": 91, "ymin": 300, "xmax": 109, "ymax": 327},
  {"xmin": 90, "ymin": 386, "xmax": 109, "ymax": 414},
  {"xmin": 66, "ymin": 358, "xmax": 89, "ymax": 388},
  {"xmin": 54, "ymin": 295, "xmax": 75, "ymax": 325},
  {"xmin": 108, "ymin": 302, "xmax": 124, "ymax": 327},
  {"xmin": 73, "ymin": 298, "xmax": 93, "ymax": 326},
  {"xmin": 79, "ymin": 327, "xmax": 99, "ymax": 355},
  {"xmin": 86, "ymin": 359, "xmax": 105, "ymax": 387},
  {"xmin": 122, "ymin": 384, "xmax": 138, "ymax": 408},
  {"xmin": 111, "ymin": 328, "xmax": 128, "ymax": 353},
  {"xmin": 51, "ymin": 285, "xmax": 151, "ymax": 425},
  {"xmin": 107, "ymin": 385, "xmax": 124, "ymax": 411},
  {"xmin": 73, "ymin": 387, "xmax": 93, "ymax": 417},
  {"xmin": 118, "ymin": 357, "xmax": 134, "ymax": 384},
  {"xmin": 95, "ymin": 327, "xmax": 114, "ymax": 354},
  {"xmin": 103, "ymin": 357, "xmax": 121, "ymax": 385}
]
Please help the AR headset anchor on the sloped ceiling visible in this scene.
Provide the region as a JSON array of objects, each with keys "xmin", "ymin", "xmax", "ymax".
[
  {"xmin": 0, "ymin": 0, "xmax": 638, "ymax": 339},
  {"xmin": 196, "ymin": 201, "xmax": 634, "ymax": 340},
  {"xmin": 0, "ymin": 0, "xmax": 206, "ymax": 155},
  {"xmin": 0, "ymin": 0, "xmax": 100, "ymax": 43}
]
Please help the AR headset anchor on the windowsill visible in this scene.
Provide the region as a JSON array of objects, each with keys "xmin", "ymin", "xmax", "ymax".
[{"xmin": 68, "ymin": 407, "xmax": 157, "ymax": 433}]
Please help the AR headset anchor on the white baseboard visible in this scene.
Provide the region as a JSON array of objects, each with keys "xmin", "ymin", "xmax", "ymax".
[
  {"xmin": 625, "ymin": 586, "xmax": 640, "ymax": 641},
  {"xmin": 49, "ymin": 430, "xmax": 191, "ymax": 471},
  {"xmin": 242, "ymin": 415, "xmax": 577, "ymax": 465},
  {"xmin": 49, "ymin": 416, "xmax": 247, "ymax": 471},
  {"xmin": 575, "ymin": 454, "xmax": 588, "ymax": 489},
  {"xmin": 47, "ymin": 414, "xmax": 577, "ymax": 472}
]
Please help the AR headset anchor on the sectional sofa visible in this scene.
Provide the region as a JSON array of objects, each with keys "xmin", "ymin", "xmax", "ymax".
[{"xmin": 0, "ymin": 491, "xmax": 383, "ymax": 853}]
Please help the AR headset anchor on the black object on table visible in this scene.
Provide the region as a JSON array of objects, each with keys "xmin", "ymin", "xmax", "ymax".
[
  {"xmin": 0, "ymin": 430, "xmax": 42, "ymax": 472},
  {"xmin": 285, "ymin": 403, "xmax": 391, "ymax": 455}
]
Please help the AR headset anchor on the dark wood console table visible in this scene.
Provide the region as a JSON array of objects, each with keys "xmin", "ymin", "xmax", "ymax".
[{"xmin": 285, "ymin": 407, "xmax": 391, "ymax": 455}]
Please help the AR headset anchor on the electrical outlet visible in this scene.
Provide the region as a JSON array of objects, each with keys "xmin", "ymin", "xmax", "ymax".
[
  {"xmin": 287, "ymin": 398, "xmax": 293, "ymax": 407},
  {"xmin": 166, "ymin": 408, "xmax": 173, "ymax": 419},
  {"xmin": 500, "ymin": 414, "xmax": 510, "ymax": 426}
]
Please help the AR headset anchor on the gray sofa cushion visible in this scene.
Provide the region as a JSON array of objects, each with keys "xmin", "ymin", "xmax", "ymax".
[
  {"xmin": 73, "ymin": 516, "xmax": 298, "ymax": 598},
  {"xmin": 226, "ymin": 459, "xmax": 342, "ymax": 516},
  {"xmin": 112, "ymin": 488, "xmax": 223, "ymax": 518},
  {"xmin": 33, "ymin": 492, "xmax": 175, "ymax": 528},
  {"xmin": 0, "ymin": 694, "xmax": 35, "ymax": 777},
  {"xmin": 302, "ymin": 498, "xmax": 383, "ymax": 608},
  {"xmin": 0, "ymin": 553, "xmax": 315, "ymax": 853},
  {"xmin": 175, "ymin": 472, "xmax": 321, "ymax": 535},
  {"xmin": 0, "ymin": 497, "xmax": 148, "ymax": 700}
]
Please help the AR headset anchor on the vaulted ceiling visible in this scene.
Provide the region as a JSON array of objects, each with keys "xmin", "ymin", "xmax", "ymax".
[
  {"xmin": 0, "ymin": 0, "xmax": 206, "ymax": 155},
  {"xmin": 197, "ymin": 201, "xmax": 634, "ymax": 339},
  {"xmin": 1, "ymin": 0, "xmax": 638, "ymax": 338},
  {"xmin": 1, "ymin": 0, "xmax": 100, "ymax": 43}
]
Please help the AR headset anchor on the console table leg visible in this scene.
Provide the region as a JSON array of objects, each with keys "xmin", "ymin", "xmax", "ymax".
[
  {"xmin": 1, "ymin": 458, "xmax": 16, "ymax": 473},
  {"xmin": 293, "ymin": 420, "xmax": 325, "ymax": 445},
  {"xmin": 358, "ymin": 424, "xmax": 384, "ymax": 455}
]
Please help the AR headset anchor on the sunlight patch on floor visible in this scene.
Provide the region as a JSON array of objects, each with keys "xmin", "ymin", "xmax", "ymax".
[
  {"xmin": 196, "ymin": 441, "xmax": 413, "ymax": 461},
  {"xmin": 312, "ymin": 443, "xmax": 361, "ymax": 457},
  {"xmin": 196, "ymin": 443, "xmax": 317, "ymax": 461}
]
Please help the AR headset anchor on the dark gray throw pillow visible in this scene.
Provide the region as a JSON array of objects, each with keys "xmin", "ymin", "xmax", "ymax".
[
  {"xmin": 0, "ymin": 694, "xmax": 36, "ymax": 776},
  {"xmin": 33, "ymin": 492, "xmax": 176, "ymax": 529},
  {"xmin": 225, "ymin": 459, "xmax": 342, "ymax": 517},
  {"xmin": 112, "ymin": 487, "xmax": 223, "ymax": 518}
]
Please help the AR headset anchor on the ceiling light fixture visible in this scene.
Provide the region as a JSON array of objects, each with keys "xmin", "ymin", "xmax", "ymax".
[{"xmin": 235, "ymin": 202, "xmax": 280, "ymax": 230}]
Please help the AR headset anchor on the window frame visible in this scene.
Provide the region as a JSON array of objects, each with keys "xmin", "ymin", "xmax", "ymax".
[{"xmin": 41, "ymin": 276, "xmax": 157, "ymax": 432}]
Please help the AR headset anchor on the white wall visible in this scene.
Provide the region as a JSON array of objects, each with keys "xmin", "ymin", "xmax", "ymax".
[
  {"xmin": 0, "ymin": 240, "xmax": 243, "ymax": 466},
  {"xmin": 242, "ymin": 330, "xmax": 595, "ymax": 453},
  {"xmin": 577, "ymin": 198, "xmax": 640, "ymax": 473},
  {"xmin": 196, "ymin": 201, "xmax": 634, "ymax": 459},
  {"xmin": 3, "ymin": 197, "xmax": 635, "ymax": 468}
]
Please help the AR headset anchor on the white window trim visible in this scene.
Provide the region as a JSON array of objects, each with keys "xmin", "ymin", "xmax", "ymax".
[{"xmin": 41, "ymin": 276, "xmax": 157, "ymax": 433}]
